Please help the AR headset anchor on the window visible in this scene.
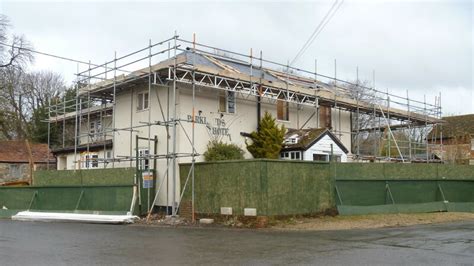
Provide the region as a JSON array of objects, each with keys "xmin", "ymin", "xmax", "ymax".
[
  {"xmin": 277, "ymin": 98, "xmax": 289, "ymax": 121},
  {"xmin": 83, "ymin": 153, "xmax": 98, "ymax": 169},
  {"xmin": 138, "ymin": 149, "xmax": 149, "ymax": 170},
  {"xmin": 291, "ymin": 152, "xmax": 301, "ymax": 160},
  {"xmin": 9, "ymin": 164, "xmax": 21, "ymax": 177},
  {"xmin": 280, "ymin": 151, "xmax": 301, "ymax": 160},
  {"xmin": 313, "ymin": 154, "xmax": 328, "ymax": 162},
  {"xmin": 471, "ymin": 139, "xmax": 474, "ymax": 151},
  {"xmin": 319, "ymin": 105, "xmax": 332, "ymax": 128},
  {"xmin": 137, "ymin": 92, "xmax": 149, "ymax": 111},
  {"xmin": 59, "ymin": 156, "xmax": 67, "ymax": 170},
  {"xmin": 218, "ymin": 91, "xmax": 236, "ymax": 114},
  {"xmin": 329, "ymin": 155, "xmax": 342, "ymax": 162},
  {"xmin": 90, "ymin": 120, "xmax": 102, "ymax": 138},
  {"xmin": 284, "ymin": 134, "xmax": 299, "ymax": 144}
]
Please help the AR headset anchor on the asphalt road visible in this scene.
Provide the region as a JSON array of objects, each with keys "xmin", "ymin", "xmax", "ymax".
[{"xmin": 1, "ymin": 219, "xmax": 473, "ymax": 265}]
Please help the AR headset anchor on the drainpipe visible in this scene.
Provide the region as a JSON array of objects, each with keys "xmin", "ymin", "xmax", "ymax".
[
  {"xmin": 257, "ymin": 97, "xmax": 261, "ymax": 131},
  {"xmin": 257, "ymin": 51, "xmax": 263, "ymax": 131}
]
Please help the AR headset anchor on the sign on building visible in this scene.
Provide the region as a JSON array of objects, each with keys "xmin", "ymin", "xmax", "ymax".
[{"xmin": 142, "ymin": 171, "xmax": 154, "ymax": 188}]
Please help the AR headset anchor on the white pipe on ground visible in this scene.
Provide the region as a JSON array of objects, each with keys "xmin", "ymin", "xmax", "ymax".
[{"xmin": 12, "ymin": 211, "xmax": 138, "ymax": 224}]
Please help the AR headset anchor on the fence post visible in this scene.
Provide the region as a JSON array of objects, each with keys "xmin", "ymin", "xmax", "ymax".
[
  {"xmin": 27, "ymin": 191, "xmax": 38, "ymax": 210},
  {"xmin": 75, "ymin": 190, "xmax": 84, "ymax": 210}
]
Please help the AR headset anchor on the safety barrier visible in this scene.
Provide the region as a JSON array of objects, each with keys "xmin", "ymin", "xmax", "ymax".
[
  {"xmin": 335, "ymin": 180, "xmax": 474, "ymax": 215},
  {"xmin": 334, "ymin": 163, "xmax": 474, "ymax": 215},
  {"xmin": 0, "ymin": 185, "xmax": 136, "ymax": 218},
  {"xmin": 34, "ymin": 168, "xmax": 135, "ymax": 186},
  {"xmin": 180, "ymin": 160, "xmax": 474, "ymax": 216},
  {"xmin": 180, "ymin": 159, "xmax": 333, "ymax": 216}
]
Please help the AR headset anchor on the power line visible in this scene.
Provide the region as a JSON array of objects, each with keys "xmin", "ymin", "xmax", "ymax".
[
  {"xmin": 0, "ymin": 41, "xmax": 96, "ymax": 67},
  {"xmin": 292, "ymin": 0, "xmax": 344, "ymax": 66},
  {"xmin": 291, "ymin": 0, "xmax": 338, "ymax": 66},
  {"xmin": 290, "ymin": 0, "xmax": 344, "ymax": 66}
]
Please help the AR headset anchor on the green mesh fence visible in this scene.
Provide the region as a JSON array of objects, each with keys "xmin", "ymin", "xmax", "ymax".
[
  {"xmin": 34, "ymin": 168, "xmax": 136, "ymax": 186},
  {"xmin": 181, "ymin": 161, "xmax": 474, "ymax": 216},
  {"xmin": 180, "ymin": 159, "xmax": 332, "ymax": 216},
  {"xmin": 0, "ymin": 185, "xmax": 135, "ymax": 218},
  {"xmin": 335, "ymin": 163, "xmax": 474, "ymax": 215}
]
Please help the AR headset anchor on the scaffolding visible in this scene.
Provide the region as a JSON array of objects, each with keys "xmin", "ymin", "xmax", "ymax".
[{"xmin": 47, "ymin": 33, "xmax": 444, "ymax": 220}]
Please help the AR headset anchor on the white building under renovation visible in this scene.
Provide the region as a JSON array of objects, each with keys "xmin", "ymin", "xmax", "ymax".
[{"xmin": 47, "ymin": 35, "xmax": 443, "ymax": 213}]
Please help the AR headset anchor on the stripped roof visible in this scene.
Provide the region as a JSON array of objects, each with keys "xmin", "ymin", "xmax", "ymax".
[{"xmin": 75, "ymin": 50, "xmax": 440, "ymax": 125}]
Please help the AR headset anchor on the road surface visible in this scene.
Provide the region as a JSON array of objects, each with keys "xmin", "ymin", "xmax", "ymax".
[{"xmin": 1, "ymin": 219, "xmax": 473, "ymax": 265}]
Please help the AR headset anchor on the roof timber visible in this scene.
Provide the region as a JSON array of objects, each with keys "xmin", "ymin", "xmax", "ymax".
[{"xmin": 77, "ymin": 55, "xmax": 188, "ymax": 97}]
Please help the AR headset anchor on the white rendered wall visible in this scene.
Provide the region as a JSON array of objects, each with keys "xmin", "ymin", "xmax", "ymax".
[{"xmin": 302, "ymin": 135, "xmax": 348, "ymax": 162}]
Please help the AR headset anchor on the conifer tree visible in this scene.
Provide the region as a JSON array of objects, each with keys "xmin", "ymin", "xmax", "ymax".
[{"xmin": 246, "ymin": 111, "xmax": 286, "ymax": 159}]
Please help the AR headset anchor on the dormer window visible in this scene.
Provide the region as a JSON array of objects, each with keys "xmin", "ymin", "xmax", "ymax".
[{"xmin": 284, "ymin": 134, "xmax": 299, "ymax": 144}]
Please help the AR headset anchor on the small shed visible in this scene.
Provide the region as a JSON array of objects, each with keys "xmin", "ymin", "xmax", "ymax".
[
  {"xmin": 0, "ymin": 140, "xmax": 55, "ymax": 184},
  {"xmin": 280, "ymin": 128, "xmax": 349, "ymax": 162}
]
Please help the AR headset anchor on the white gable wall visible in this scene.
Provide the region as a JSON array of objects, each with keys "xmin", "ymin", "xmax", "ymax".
[{"xmin": 303, "ymin": 135, "xmax": 348, "ymax": 162}]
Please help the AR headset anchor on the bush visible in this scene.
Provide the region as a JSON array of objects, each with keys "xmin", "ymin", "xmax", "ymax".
[{"xmin": 203, "ymin": 140, "xmax": 245, "ymax": 161}]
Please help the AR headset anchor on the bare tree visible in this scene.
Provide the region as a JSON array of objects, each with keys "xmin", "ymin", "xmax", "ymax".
[
  {"xmin": 331, "ymin": 79, "xmax": 382, "ymax": 156},
  {"xmin": 22, "ymin": 71, "xmax": 65, "ymax": 114},
  {"xmin": 0, "ymin": 14, "xmax": 33, "ymax": 68},
  {"xmin": 0, "ymin": 69, "xmax": 66, "ymax": 141},
  {"xmin": 0, "ymin": 67, "xmax": 27, "ymax": 139}
]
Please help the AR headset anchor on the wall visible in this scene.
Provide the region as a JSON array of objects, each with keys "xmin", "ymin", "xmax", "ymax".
[
  {"xmin": 78, "ymin": 116, "xmax": 113, "ymax": 145},
  {"xmin": 303, "ymin": 134, "xmax": 348, "ymax": 162},
  {"xmin": 176, "ymin": 84, "xmax": 352, "ymax": 161},
  {"xmin": 0, "ymin": 163, "xmax": 53, "ymax": 184},
  {"xmin": 0, "ymin": 163, "xmax": 29, "ymax": 183},
  {"xmin": 430, "ymin": 143, "xmax": 472, "ymax": 165},
  {"xmin": 180, "ymin": 160, "xmax": 334, "ymax": 216},
  {"xmin": 60, "ymin": 149, "xmax": 113, "ymax": 170}
]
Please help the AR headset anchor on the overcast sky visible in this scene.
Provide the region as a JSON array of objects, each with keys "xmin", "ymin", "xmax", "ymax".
[{"xmin": 1, "ymin": 0, "xmax": 473, "ymax": 115}]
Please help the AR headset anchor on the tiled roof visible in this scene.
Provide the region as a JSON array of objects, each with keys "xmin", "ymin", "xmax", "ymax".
[
  {"xmin": 0, "ymin": 140, "xmax": 55, "ymax": 163},
  {"xmin": 282, "ymin": 128, "xmax": 328, "ymax": 150},
  {"xmin": 428, "ymin": 114, "xmax": 474, "ymax": 140},
  {"xmin": 281, "ymin": 128, "xmax": 349, "ymax": 153}
]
